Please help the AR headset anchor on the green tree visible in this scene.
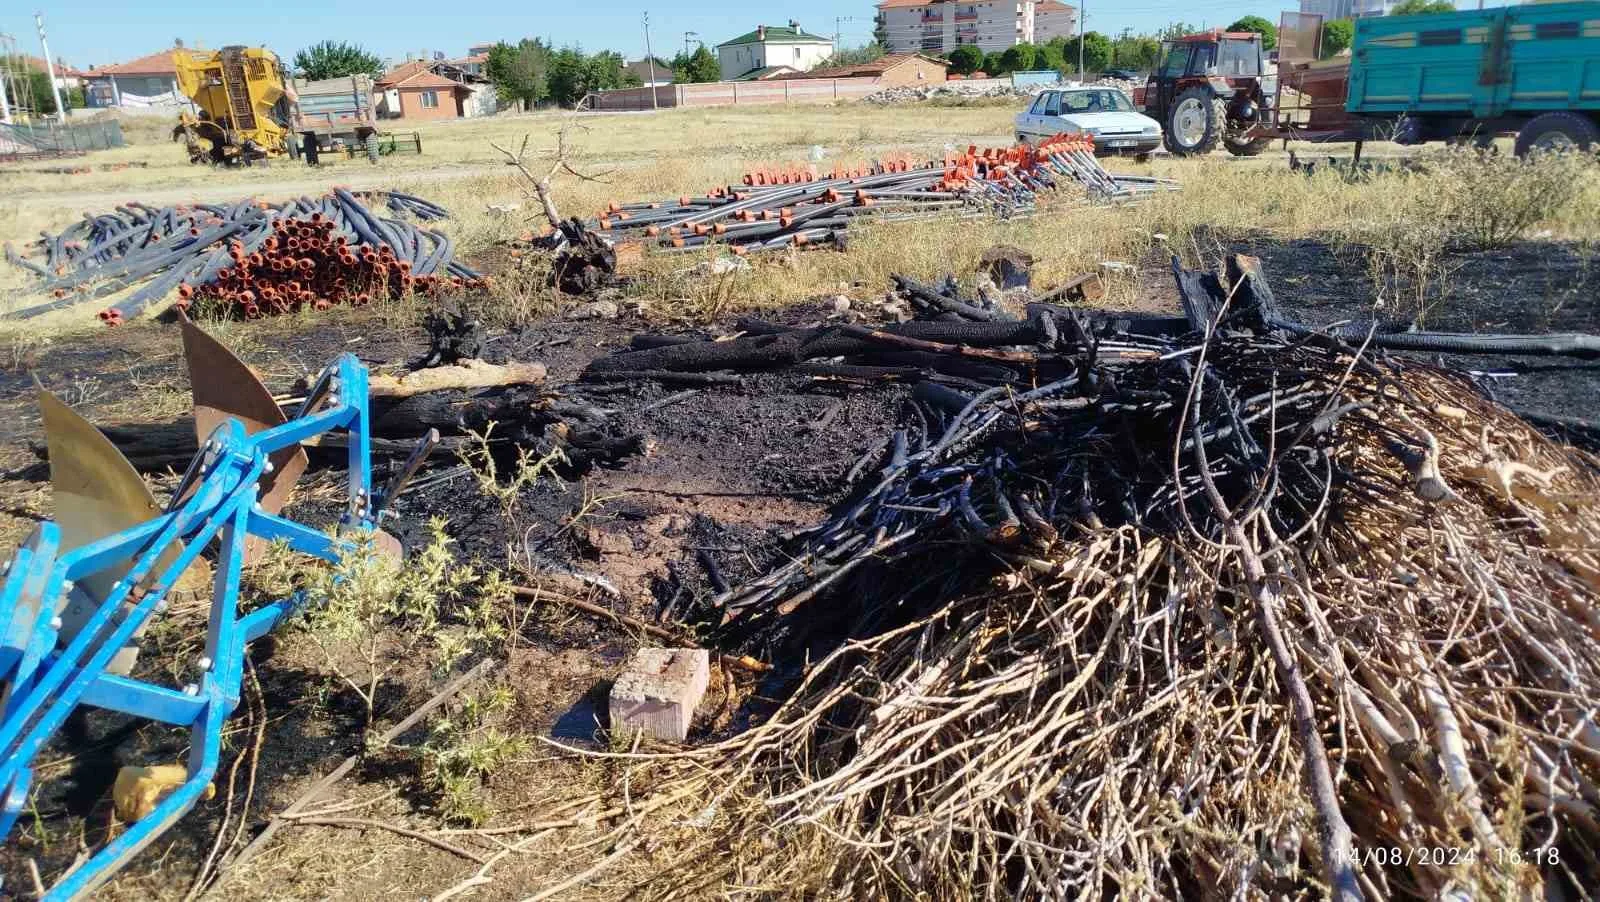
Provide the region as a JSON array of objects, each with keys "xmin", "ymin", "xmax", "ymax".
[
  {"xmin": 1391, "ymin": 0, "xmax": 1455, "ymax": 13},
  {"xmin": 1036, "ymin": 42, "xmax": 1065, "ymax": 73},
  {"xmin": 671, "ymin": 46, "xmax": 720, "ymax": 83},
  {"xmin": 817, "ymin": 43, "xmax": 886, "ymax": 69},
  {"xmin": 1061, "ymin": 32, "xmax": 1113, "ymax": 74},
  {"xmin": 293, "ymin": 40, "xmax": 384, "ymax": 80},
  {"xmin": 948, "ymin": 44, "xmax": 984, "ymax": 75},
  {"xmin": 26, "ymin": 71, "xmax": 61, "ymax": 114},
  {"xmin": 546, "ymin": 47, "xmax": 631, "ymax": 107},
  {"xmin": 486, "ymin": 39, "xmax": 550, "ymax": 110},
  {"xmin": 998, "ymin": 43, "xmax": 1038, "ymax": 73},
  {"xmin": 981, "ymin": 50, "xmax": 1006, "ymax": 75},
  {"xmin": 1159, "ymin": 22, "xmax": 1201, "ymax": 39},
  {"xmin": 1319, "ymin": 19, "xmax": 1355, "ymax": 58},
  {"xmin": 1227, "ymin": 15, "xmax": 1278, "ymax": 50},
  {"xmin": 1111, "ymin": 35, "xmax": 1161, "ymax": 70}
]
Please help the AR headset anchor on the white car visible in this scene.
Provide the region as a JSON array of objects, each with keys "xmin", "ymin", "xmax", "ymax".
[{"xmin": 1015, "ymin": 87, "xmax": 1163, "ymax": 161}]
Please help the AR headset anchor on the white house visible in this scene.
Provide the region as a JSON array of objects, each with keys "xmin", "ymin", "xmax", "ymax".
[
  {"xmin": 716, "ymin": 23, "xmax": 834, "ymax": 81},
  {"xmin": 876, "ymin": 0, "xmax": 1076, "ymax": 55}
]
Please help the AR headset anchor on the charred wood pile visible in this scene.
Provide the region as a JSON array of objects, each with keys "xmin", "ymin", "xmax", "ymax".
[{"xmin": 548, "ymin": 255, "xmax": 1600, "ymax": 900}]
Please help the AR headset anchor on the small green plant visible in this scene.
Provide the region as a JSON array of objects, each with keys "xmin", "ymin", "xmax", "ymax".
[
  {"xmin": 460, "ymin": 421, "xmax": 567, "ymax": 519},
  {"xmin": 298, "ymin": 519, "xmax": 506, "ymax": 741},
  {"xmin": 419, "ymin": 685, "xmax": 528, "ymax": 825}
]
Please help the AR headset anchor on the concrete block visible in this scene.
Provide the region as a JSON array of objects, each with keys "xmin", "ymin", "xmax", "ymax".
[{"xmin": 609, "ymin": 648, "xmax": 710, "ymax": 742}]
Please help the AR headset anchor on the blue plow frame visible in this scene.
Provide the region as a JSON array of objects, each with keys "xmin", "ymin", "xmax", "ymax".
[{"xmin": 0, "ymin": 352, "xmax": 379, "ymax": 900}]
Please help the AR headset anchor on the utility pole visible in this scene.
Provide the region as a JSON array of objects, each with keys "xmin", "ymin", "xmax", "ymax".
[
  {"xmin": 1077, "ymin": 0, "xmax": 1086, "ymax": 82},
  {"xmin": 684, "ymin": 31, "xmax": 698, "ymax": 58},
  {"xmin": 34, "ymin": 12, "xmax": 66, "ymax": 121},
  {"xmin": 642, "ymin": 11, "xmax": 659, "ymax": 110},
  {"xmin": 835, "ymin": 16, "xmax": 855, "ymax": 49}
]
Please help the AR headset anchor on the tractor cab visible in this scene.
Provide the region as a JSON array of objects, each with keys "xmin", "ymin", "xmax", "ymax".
[{"xmin": 1139, "ymin": 31, "xmax": 1276, "ymax": 156}]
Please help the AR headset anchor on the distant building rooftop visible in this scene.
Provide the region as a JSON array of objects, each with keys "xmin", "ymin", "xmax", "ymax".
[{"xmin": 718, "ymin": 24, "xmax": 833, "ymax": 47}]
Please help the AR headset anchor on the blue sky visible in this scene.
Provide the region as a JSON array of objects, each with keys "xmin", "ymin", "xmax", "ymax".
[{"xmin": 10, "ymin": 0, "xmax": 1314, "ymax": 70}]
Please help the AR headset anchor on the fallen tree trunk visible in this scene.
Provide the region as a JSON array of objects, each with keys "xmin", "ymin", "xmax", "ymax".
[{"xmin": 583, "ymin": 318, "xmax": 1055, "ymax": 376}]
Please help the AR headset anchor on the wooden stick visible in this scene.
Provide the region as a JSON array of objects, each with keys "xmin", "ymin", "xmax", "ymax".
[
  {"xmin": 510, "ymin": 584, "xmax": 676, "ymax": 641},
  {"xmin": 1189, "ymin": 406, "xmax": 1362, "ymax": 902},
  {"xmin": 367, "ymin": 360, "xmax": 547, "ymax": 399},
  {"xmin": 508, "ymin": 584, "xmax": 771, "ymax": 673},
  {"xmin": 206, "ymin": 659, "xmax": 494, "ymax": 889},
  {"xmin": 280, "ymin": 815, "xmax": 488, "ymax": 864}
]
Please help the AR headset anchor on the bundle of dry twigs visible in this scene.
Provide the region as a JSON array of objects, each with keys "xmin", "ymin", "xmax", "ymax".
[{"xmin": 539, "ymin": 257, "xmax": 1600, "ymax": 901}]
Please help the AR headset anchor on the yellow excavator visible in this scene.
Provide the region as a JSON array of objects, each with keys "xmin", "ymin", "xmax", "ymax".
[{"xmin": 172, "ymin": 46, "xmax": 380, "ymax": 165}]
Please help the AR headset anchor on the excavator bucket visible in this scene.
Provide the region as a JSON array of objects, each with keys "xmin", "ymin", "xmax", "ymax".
[
  {"xmin": 38, "ymin": 390, "xmax": 208, "ymax": 675},
  {"xmin": 180, "ymin": 317, "xmax": 307, "ymax": 557}
]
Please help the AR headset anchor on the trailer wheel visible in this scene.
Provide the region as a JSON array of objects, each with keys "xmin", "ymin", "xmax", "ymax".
[
  {"xmin": 1514, "ymin": 112, "xmax": 1600, "ymax": 157},
  {"xmin": 1224, "ymin": 135, "xmax": 1272, "ymax": 157},
  {"xmin": 1165, "ymin": 88, "xmax": 1225, "ymax": 156}
]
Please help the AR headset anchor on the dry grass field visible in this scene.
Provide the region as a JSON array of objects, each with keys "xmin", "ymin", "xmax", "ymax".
[
  {"xmin": 5, "ymin": 103, "xmax": 1598, "ymax": 333},
  {"xmin": 2, "ymin": 101, "xmax": 1600, "ymax": 901}
]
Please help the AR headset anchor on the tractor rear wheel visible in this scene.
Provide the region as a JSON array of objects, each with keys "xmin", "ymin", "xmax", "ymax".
[
  {"xmin": 1166, "ymin": 87, "xmax": 1225, "ymax": 156},
  {"xmin": 1514, "ymin": 112, "xmax": 1600, "ymax": 157},
  {"xmin": 1224, "ymin": 134, "xmax": 1272, "ymax": 156}
]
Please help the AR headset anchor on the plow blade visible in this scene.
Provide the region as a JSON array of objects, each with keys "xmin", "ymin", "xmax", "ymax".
[
  {"xmin": 38, "ymin": 390, "xmax": 205, "ymax": 675},
  {"xmin": 180, "ymin": 318, "xmax": 307, "ymax": 554}
]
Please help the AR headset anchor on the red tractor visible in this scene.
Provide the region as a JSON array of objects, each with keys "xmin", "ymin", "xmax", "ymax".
[{"xmin": 1136, "ymin": 31, "xmax": 1276, "ymax": 157}]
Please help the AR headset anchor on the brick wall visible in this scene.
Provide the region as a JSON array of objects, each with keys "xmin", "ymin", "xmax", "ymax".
[{"xmin": 591, "ymin": 76, "xmax": 885, "ymax": 111}]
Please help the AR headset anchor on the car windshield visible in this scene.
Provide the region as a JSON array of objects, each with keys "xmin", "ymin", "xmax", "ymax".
[{"xmin": 1059, "ymin": 90, "xmax": 1133, "ymax": 113}]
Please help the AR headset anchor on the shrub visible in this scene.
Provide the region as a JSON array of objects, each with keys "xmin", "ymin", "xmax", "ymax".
[{"xmin": 1425, "ymin": 148, "xmax": 1593, "ymax": 251}]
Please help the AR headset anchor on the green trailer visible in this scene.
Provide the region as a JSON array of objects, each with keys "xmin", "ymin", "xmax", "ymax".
[{"xmin": 1347, "ymin": 1, "xmax": 1600, "ymax": 153}]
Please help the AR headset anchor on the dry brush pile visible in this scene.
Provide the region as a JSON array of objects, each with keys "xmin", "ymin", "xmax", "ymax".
[{"xmin": 529, "ymin": 255, "xmax": 1600, "ymax": 901}]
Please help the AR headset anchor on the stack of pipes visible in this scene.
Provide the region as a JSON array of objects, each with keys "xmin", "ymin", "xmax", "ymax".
[
  {"xmin": 3, "ymin": 190, "xmax": 483, "ymax": 325},
  {"xmin": 544, "ymin": 134, "xmax": 1177, "ymax": 257}
]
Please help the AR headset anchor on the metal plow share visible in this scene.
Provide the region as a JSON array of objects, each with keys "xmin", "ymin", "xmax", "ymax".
[{"xmin": 0, "ymin": 320, "xmax": 435, "ymax": 899}]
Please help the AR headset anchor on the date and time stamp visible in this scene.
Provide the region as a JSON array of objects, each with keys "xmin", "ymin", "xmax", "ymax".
[{"xmin": 1337, "ymin": 845, "xmax": 1561, "ymax": 868}]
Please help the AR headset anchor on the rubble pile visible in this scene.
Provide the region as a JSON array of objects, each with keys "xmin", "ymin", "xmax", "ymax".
[
  {"xmin": 549, "ymin": 256, "xmax": 1600, "ymax": 900},
  {"xmin": 863, "ymin": 81, "xmax": 1036, "ymax": 104},
  {"xmin": 864, "ymin": 75, "xmax": 1146, "ymax": 105},
  {"xmin": 3, "ymin": 190, "xmax": 483, "ymax": 324}
]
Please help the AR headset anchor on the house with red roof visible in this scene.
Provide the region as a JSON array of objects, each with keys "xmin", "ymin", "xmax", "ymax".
[
  {"xmin": 82, "ymin": 47, "xmax": 185, "ymax": 108},
  {"xmin": 375, "ymin": 60, "xmax": 474, "ymax": 119},
  {"xmin": 794, "ymin": 53, "xmax": 949, "ymax": 85}
]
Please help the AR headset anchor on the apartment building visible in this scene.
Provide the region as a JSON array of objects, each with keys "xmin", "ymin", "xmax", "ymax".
[{"xmin": 877, "ymin": 0, "xmax": 1076, "ymax": 55}]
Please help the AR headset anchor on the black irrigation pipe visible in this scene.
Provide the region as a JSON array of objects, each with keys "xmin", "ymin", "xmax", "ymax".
[{"xmin": 4, "ymin": 190, "xmax": 483, "ymax": 323}]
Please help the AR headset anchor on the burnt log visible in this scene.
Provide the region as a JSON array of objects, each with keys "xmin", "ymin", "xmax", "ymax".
[
  {"xmin": 583, "ymin": 318, "xmax": 1054, "ymax": 376},
  {"xmin": 551, "ymin": 217, "xmax": 616, "ymax": 295}
]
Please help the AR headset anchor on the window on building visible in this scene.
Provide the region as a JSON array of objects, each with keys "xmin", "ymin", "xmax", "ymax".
[
  {"xmin": 420, "ymin": 90, "xmax": 438, "ymax": 108},
  {"xmin": 795, "ymin": 47, "xmax": 801, "ymax": 60}
]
